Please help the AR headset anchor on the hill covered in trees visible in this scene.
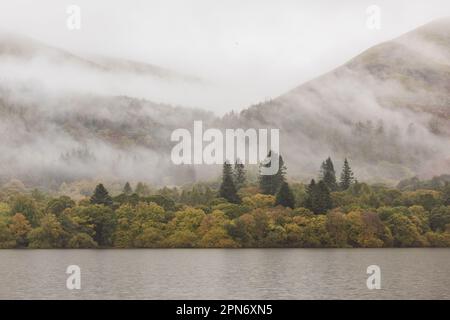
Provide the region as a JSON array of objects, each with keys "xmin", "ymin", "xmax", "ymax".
[{"xmin": 1, "ymin": 156, "xmax": 449, "ymax": 249}]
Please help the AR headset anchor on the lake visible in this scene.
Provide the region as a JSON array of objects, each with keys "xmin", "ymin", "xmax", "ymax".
[{"xmin": 0, "ymin": 249, "xmax": 449, "ymax": 299}]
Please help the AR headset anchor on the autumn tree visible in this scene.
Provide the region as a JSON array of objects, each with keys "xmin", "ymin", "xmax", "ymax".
[
  {"xmin": 9, "ymin": 213, "xmax": 32, "ymax": 247},
  {"xmin": 46, "ymin": 196, "xmax": 75, "ymax": 217},
  {"xmin": 0, "ymin": 217, "xmax": 15, "ymax": 248},
  {"xmin": 28, "ymin": 214, "xmax": 65, "ymax": 248},
  {"xmin": 10, "ymin": 195, "xmax": 39, "ymax": 227}
]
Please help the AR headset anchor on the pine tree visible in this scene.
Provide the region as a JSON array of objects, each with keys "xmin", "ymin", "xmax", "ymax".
[
  {"xmin": 304, "ymin": 179, "xmax": 316, "ymax": 211},
  {"xmin": 275, "ymin": 181, "xmax": 295, "ymax": 209},
  {"xmin": 219, "ymin": 162, "xmax": 241, "ymax": 204},
  {"xmin": 305, "ymin": 179, "xmax": 332, "ymax": 214},
  {"xmin": 135, "ymin": 182, "xmax": 150, "ymax": 196},
  {"xmin": 259, "ymin": 151, "xmax": 286, "ymax": 195},
  {"xmin": 321, "ymin": 157, "xmax": 338, "ymax": 191},
  {"xmin": 316, "ymin": 180, "xmax": 333, "ymax": 213},
  {"xmin": 234, "ymin": 160, "xmax": 246, "ymax": 190},
  {"xmin": 340, "ymin": 158, "xmax": 354, "ymax": 190},
  {"xmin": 90, "ymin": 184, "xmax": 113, "ymax": 207},
  {"xmin": 123, "ymin": 182, "xmax": 133, "ymax": 195}
]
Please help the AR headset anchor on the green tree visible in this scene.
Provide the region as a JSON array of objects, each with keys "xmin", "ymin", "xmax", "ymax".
[
  {"xmin": 123, "ymin": 182, "xmax": 133, "ymax": 195},
  {"xmin": 305, "ymin": 180, "xmax": 332, "ymax": 214},
  {"xmin": 429, "ymin": 206, "xmax": 450, "ymax": 232},
  {"xmin": 67, "ymin": 233, "xmax": 97, "ymax": 248},
  {"xmin": 164, "ymin": 230, "xmax": 198, "ymax": 248},
  {"xmin": 28, "ymin": 214, "xmax": 65, "ymax": 248},
  {"xmin": 10, "ymin": 195, "xmax": 40, "ymax": 227},
  {"xmin": 46, "ymin": 196, "xmax": 75, "ymax": 217},
  {"xmin": 387, "ymin": 213, "xmax": 425, "ymax": 247},
  {"xmin": 316, "ymin": 181, "xmax": 333, "ymax": 213},
  {"xmin": 275, "ymin": 181, "xmax": 296, "ymax": 209},
  {"xmin": 90, "ymin": 184, "xmax": 113, "ymax": 207},
  {"xmin": 134, "ymin": 226, "xmax": 164, "ymax": 248},
  {"xmin": 219, "ymin": 162, "xmax": 241, "ymax": 204},
  {"xmin": 259, "ymin": 151, "xmax": 286, "ymax": 195},
  {"xmin": 74, "ymin": 205, "xmax": 116, "ymax": 246},
  {"xmin": 321, "ymin": 157, "xmax": 338, "ymax": 191},
  {"xmin": 340, "ymin": 158, "xmax": 354, "ymax": 190},
  {"xmin": 442, "ymin": 183, "xmax": 450, "ymax": 206},
  {"xmin": 234, "ymin": 160, "xmax": 246, "ymax": 190},
  {"xmin": 0, "ymin": 217, "xmax": 15, "ymax": 248}
]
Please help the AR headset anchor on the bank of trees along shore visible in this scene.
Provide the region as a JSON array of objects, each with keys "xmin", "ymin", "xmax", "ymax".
[{"xmin": 0, "ymin": 155, "xmax": 450, "ymax": 248}]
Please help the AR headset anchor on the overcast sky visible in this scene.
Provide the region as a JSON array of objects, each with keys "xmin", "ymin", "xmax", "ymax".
[{"xmin": 0, "ymin": 0, "xmax": 449, "ymax": 113}]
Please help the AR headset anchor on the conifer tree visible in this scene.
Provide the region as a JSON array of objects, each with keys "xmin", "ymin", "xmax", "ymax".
[
  {"xmin": 234, "ymin": 160, "xmax": 246, "ymax": 190},
  {"xmin": 90, "ymin": 184, "xmax": 113, "ymax": 207},
  {"xmin": 219, "ymin": 161, "xmax": 241, "ymax": 204},
  {"xmin": 275, "ymin": 181, "xmax": 296, "ymax": 209},
  {"xmin": 123, "ymin": 182, "xmax": 133, "ymax": 195},
  {"xmin": 135, "ymin": 182, "xmax": 150, "ymax": 196},
  {"xmin": 305, "ymin": 179, "xmax": 332, "ymax": 214},
  {"xmin": 340, "ymin": 158, "xmax": 354, "ymax": 190},
  {"xmin": 259, "ymin": 151, "xmax": 286, "ymax": 195},
  {"xmin": 304, "ymin": 179, "xmax": 316, "ymax": 211},
  {"xmin": 316, "ymin": 180, "xmax": 333, "ymax": 213},
  {"xmin": 321, "ymin": 157, "xmax": 338, "ymax": 191}
]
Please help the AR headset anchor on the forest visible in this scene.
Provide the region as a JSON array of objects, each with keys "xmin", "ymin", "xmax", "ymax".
[{"xmin": 0, "ymin": 155, "xmax": 449, "ymax": 249}]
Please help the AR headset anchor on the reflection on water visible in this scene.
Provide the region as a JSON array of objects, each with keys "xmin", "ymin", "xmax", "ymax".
[{"xmin": 0, "ymin": 249, "xmax": 449, "ymax": 299}]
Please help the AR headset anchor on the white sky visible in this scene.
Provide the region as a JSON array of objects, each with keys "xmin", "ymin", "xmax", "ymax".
[{"xmin": 0, "ymin": 0, "xmax": 449, "ymax": 113}]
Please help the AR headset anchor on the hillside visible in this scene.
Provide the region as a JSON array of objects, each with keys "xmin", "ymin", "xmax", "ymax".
[
  {"xmin": 0, "ymin": 19, "xmax": 449, "ymax": 187},
  {"xmin": 238, "ymin": 18, "xmax": 450, "ymax": 182}
]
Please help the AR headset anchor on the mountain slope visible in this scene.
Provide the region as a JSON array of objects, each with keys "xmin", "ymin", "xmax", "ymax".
[
  {"xmin": 0, "ymin": 19, "xmax": 449, "ymax": 187},
  {"xmin": 238, "ymin": 18, "xmax": 450, "ymax": 182},
  {"xmin": 0, "ymin": 32, "xmax": 196, "ymax": 81}
]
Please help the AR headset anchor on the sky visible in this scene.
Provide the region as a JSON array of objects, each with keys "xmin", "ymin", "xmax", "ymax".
[{"xmin": 0, "ymin": 0, "xmax": 450, "ymax": 114}]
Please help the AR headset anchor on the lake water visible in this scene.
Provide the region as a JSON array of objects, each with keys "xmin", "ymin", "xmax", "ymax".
[{"xmin": 0, "ymin": 249, "xmax": 449, "ymax": 299}]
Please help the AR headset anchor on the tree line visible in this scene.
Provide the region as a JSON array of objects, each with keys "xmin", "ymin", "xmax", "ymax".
[
  {"xmin": 219, "ymin": 153, "xmax": 355, "ymax": 214},
  {"xmin": 0, "ymin": 156, "xmax": 449, "ymax": 248}
]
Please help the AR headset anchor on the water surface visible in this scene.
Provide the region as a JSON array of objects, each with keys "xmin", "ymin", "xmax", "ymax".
[{"xmin": 0, "ymin": 249, "xmax": 449, "ymax": 299}]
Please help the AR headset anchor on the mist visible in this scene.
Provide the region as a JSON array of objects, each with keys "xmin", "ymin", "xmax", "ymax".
[
  {"xmin": 1, "ymin": 0, "xmax": 450, "ymax": 114},
  {"xmin": 0, "ymin": 2, "xmax": 449, "ymax": 192}
]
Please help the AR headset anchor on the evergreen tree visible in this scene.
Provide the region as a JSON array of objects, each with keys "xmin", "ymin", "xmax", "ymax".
[
  {"xmin": 316, "ymin": 180, "xmax": 333, "ymax": 213},
  {"xmin": 305, "ymin": 179, "xmax": 332, "ymax": 214},
  {"xmin": 275, "ymin": 181, "xmax": 295, "ymax": 209},
  {"xmin": 90, "ymin": 184, "xmax": 113, "ymax": 207},
  {"xmin": 259, "ymin": 151, "xmax": 286, "ymax": 195},
  {"xmin": 340, "ymin": 158, "xmax": 354, "ymax": 190},
  {"xmin": 321, "ymin": 157, "xmax": 338, "ymax": 191},
  {"xmin": 135, "ymin": 182, "xmax": 150, "ymax": 196},
  {"xmin": 123, "ymin": 182, "xmax": 133, "ymax": 195},
  {"xmin": 219, "ymin": 162, "xmax": 241, "ymax": 204},
  {"xmin": 304, "ymin": 179, "xmax": 316, "ymax": 211},
  {"xmin": 234, "ymin": 160, "xmax": 246, "ymax": 190}
]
